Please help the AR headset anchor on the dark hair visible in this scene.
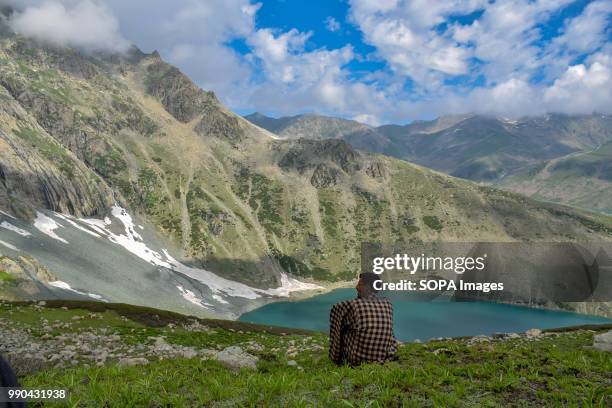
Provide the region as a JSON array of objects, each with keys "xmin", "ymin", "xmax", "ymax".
[{"xmin": 359, "ymin": 272, "xmax": 380, "ymax": 293}]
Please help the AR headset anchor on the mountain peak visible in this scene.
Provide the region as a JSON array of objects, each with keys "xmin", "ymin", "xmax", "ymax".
[{"xmin": 245, "ymin": 112, "xmax": 271, "ymax": 120}]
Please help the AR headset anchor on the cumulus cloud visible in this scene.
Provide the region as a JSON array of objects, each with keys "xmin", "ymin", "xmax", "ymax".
[
  {"xmin": 554, "ymin": 0, "xmax": 612, "ymax": 54},
  {"xmin": 1, "ymin": 0, "xmax": 610, "ymax": 123},
  {"xmin": 325, "ymin": 16, "xmax": 340, "ymax": 32},
  {"xmin": 343, "ymin": 0, "xmax": 612, "ymax": 122},
  {"xmin": 245, "ymin": 27, "xmax": 366, "ymax": 115},
  {"xmin": 543, "ymin": 48, "xmax": 612, "ymax": 114},
  {"xmin": 6, "ymin": 0, "xmax": 129, "ymax": 51},
  {"xmin": 348, "ymin": 0, "xmax": 487, "ymax": 86},
  {"xmin": 374, "ymin": 47, "xmax": 612, "ymax": 122}
]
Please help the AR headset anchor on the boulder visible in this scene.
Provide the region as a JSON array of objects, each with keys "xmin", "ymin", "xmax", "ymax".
[
  {"xmin": 214, "ymin": 346, "xmax": 258, "ymax": 370},
  {"xmin": 593, "ymin": 330, "xmax": 612, "ymax": 352},
  {"xmin": 525, "ymin": 328, "xmax": 542, "ymax": 338},
  {"xmin": 118, "ymin": 357, "xmax": 149, "ymax": 367}
]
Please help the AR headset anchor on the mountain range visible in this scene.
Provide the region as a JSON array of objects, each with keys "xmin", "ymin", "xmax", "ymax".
[
  {"xmin": 0, "ymin": 12, "xmax": 611, "ymax": 318},
  {"xmin": 246, "ymin": 112, "xmax": 612, "ymax": 213}
]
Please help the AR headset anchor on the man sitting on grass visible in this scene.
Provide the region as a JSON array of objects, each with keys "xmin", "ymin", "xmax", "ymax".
[{"xmin": 329, "ymin": 272, "xmax": 398, "ymax": 366}]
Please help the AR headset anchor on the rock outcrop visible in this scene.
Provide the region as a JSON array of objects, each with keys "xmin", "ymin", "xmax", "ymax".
[
  {"xmin": 278, "ymin": 139, "xmax": 360, "ymax": 174},
  {"xmin": 0, "ymin": 254, "xmax": 57, "ymax": 300},
  {"xmin": 145, "ymin": 59, "xmax": 218, "ymax": 123},
  {"xmin": 310, "ymin": 163, "xmax": 341, "ymax": 188},
  {"xmin": 0, "ymin": 127, "xmax": 113, "ymax": 218}
]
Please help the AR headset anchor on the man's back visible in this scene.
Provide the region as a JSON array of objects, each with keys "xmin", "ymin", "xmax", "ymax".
[{"xmin": 329, "ymin": 294, "xmax": 397, "ymax": 366}]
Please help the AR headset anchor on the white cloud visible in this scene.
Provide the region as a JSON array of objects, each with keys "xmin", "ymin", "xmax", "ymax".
[
  {"xmin": 7, "ymin": 0, "xmax": 129, "ymax": 51},
  {"xmin": 543, "ymin": 48, "xmax": 612, "ymax": 114},
  {"xmin": 245, "ymin": 27, "xmax": 362, "ymax": 113},
  {"xmin": 554, "ymin": 0, "xmax": 612, "ymax": 54},
  {"xmin": 348, "ymin": 0, "xmax": 487, "ymax": 85},
  {"xmin": 100, "ymin": 0, "xmax": 260, "ymax": 104},
  {"xmin": 375, "ymin": 48, "xmax": 612, "ymax": 122},
  {"xmin": 248, "ymin": 28, "xmax": 311, "ymax": 66},
  {"xmin": 2, "ymin": 0, "xmax": 610, "ymax": 123},
  {"xmin": 325, "ymin": 16, "xmax": 340, "ymax": 32}
]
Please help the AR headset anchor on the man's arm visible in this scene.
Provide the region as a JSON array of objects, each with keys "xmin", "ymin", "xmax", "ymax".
[{"xmin": 328, "ymin": 301, "xmax": 351, "ymax": 364}]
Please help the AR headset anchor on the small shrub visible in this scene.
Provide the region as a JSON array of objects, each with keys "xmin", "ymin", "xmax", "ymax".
[{"xmin": 423, "ymin": 215, "xmax": 443, "ymax": 231}]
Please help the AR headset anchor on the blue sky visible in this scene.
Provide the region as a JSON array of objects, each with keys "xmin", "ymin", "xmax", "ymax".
[{"xmin": 4, "ymin": 0, "xmax": 612, "ymax": 124}]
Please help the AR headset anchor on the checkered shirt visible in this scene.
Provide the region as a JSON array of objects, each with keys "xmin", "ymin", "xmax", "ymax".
[{"xmin": 328, "ymin": 294, "xmax": 398, "ymax": 365}]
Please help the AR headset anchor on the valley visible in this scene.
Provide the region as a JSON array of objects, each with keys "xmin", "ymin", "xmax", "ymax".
[
  {"xmin": 0, "ymin": 21, "xmax": 611, "ymax": 318},
  {"xmin": 246, "ymin": 112, "xmax": 612, "ymax": 214}
]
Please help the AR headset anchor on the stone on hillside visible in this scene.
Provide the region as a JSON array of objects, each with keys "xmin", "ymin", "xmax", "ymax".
[
  {"xmin": 180, "ymin": 348, "xmax": 198, "ymax": 359},
  {"xmin": 593, "ymin": 330, "xmax": 612, "ymax": 352},
  {"xmin": 214, "ymin": 346, "xmax": 258, "ymax": 370},
  {"xmin": 245, "ymin": 341, "xmax": 264, "ymax": 352},
  {"xmin": 468, "ymin": 335, "xmax": 491, "ymax": 345},
  {"xmin": 287, "ymin": 360, "xmax": 298, "ymax": 366},
  {"xmin": 526, "ymin": 329, "xmax": 542, "ymax": 338},
  {"xmin": 118, "ymin": 357, "xmax": 149, "ymax": 367}
]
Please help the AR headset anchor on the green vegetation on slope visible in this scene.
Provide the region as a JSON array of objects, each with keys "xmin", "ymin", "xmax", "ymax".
[
  {"xmin": 2, "ymin": 34, "xmax": 612, "ymax": 291},
  {"xmin": 499, "ymin": 141, "xmax": 612, "ymax": 214},
  {"xmin": 0, "ymin": 270, "xmax": 16, "ymax": 285},
  {"xmin": 2, "ymin": 302, "xmax": 610, "ymax": 407}
]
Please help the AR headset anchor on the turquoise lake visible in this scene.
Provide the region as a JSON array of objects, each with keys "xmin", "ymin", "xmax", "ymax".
[{"xmin": 239, "ymin": 288, "xmax": 611, "ymax": 342}]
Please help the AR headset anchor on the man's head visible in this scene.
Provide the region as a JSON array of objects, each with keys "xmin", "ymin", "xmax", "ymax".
[{"xmin": 356, "ymin": 272, "xmax": 379, "ymax": 298}]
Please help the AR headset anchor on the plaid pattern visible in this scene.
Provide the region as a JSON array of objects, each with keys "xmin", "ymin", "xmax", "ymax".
[{"xmin": 328, "ymin": 294, "xmax": 397, "ymax": 365}]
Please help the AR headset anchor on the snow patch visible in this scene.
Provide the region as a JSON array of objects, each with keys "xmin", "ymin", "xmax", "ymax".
[
  {"xmin": 54, "ymin": 214, "xmax": 101, "ymax": 238},
  {"xmin": 500, "ymin": 117, "xmax": 518, "ymax": 125},
  {"xmin": 0, "ymin": 210, "xmax": 15, "ymax": 219},
  {"xmin": 266, "ymin": 272, "xmax": 323, "ymax": 297},
  {"xmin": 0, "ymin": 239, "xmax": 19, "ymax": 251},
  {"xmin": 34, "ymin": 212, "xmax": 68, "ymax": 244},
  {"xmin": 177, "ymin": 285, "xmax": 211, "ymax": 308},
  {"xmin": 48, "ymin": 280, "xmax": 106, "ymax": 301},
  {"xmin": 0, "ymin": 221, "xmax": 31, "ymax": 237},
  {"xmin": 212, "ymin": 294, "xmax": 229, "ymax": 304},
  {"xmin": 76, "ymin": 205, "xmax": 322, "ymax": 303}
]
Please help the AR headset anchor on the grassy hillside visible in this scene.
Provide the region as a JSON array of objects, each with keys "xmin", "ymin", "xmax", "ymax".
[
  {"xmin": 499, "ymin": 142, "xmax": 612, "ymax": 214},
  {"xmin": 2, "ymin": 301, "xmax": 611, "ymax": 407},
  {"xmin": 1, "ymin": 31, "xmax": 612, "ymax": 294}
]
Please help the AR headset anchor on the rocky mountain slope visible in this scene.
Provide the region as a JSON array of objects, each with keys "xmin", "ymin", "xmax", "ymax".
[
  {"xmin": 245, "ymin": 112, "xmax": 373, "ymax": 141},
  {"xmin": 499, "ymin": 141, "xmax": 612, "ymax": 214},
  {"xmin": 246, "ymin": 112, "xmax": 612, "ymax": 212},
  {"xmin": 1, "ymin": 19, "xmax": 611, "ymax": 316}
]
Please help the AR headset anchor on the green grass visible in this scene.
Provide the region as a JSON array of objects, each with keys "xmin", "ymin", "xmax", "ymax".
[
  {"xmin": 318, "ymin": 189, "xmax": 340, "ymax": 238},
  {"xmin": 0, "ymin": 271, "xmax": 16, "ymax": 285},
  {"xmin": 422, "ymin": 215, "xmax": 443, "ymax": 232},
  {"xmin": 2, "ymin": 301, "xmax": 610, "ymax": 407}
]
